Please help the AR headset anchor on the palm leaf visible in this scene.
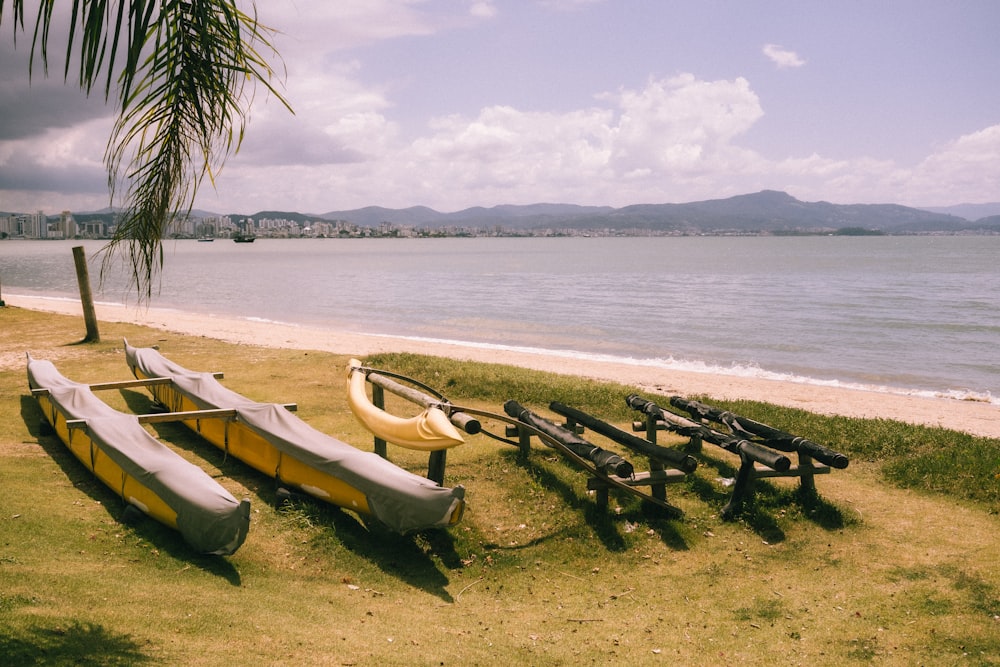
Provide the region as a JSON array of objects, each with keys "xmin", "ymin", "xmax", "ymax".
[{"xmin": 1, "ymin": 0, "xmax": 291, "ymax": 300}]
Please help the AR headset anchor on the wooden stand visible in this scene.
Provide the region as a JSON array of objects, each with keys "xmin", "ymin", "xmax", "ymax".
[
  {"xmin": 629, "ymin": 395, "xmax": 846, "ymax": 519},
  {"xmin": 502, "ymin": 404, "xmax": 687, "ymax": 518}
]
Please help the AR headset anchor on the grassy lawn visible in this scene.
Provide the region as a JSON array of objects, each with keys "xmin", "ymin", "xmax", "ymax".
[{"xmin": 1, "ymin": 306, "xmax": 998, "ymax": 665}]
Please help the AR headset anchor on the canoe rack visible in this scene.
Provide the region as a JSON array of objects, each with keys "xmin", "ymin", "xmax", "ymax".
[
  {"xmin": 33, "ymin": 375, "xmax": 297, "ymax": 431},
  {"xmin": 627, "ymin": 394, "xmax": 849, "ymax": 519},
  {"xmin": 356, "ymin": 368, "xmax": 690, "ymax": 517},
  {"xmin": 502, "ymin": 400, "xmax": 692, "ymax": 518}
]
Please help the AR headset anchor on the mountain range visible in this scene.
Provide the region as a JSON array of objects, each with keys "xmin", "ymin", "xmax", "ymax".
[{"xmin": 305, "ymin": 191, "xmax": 1000, "ymax": 233}]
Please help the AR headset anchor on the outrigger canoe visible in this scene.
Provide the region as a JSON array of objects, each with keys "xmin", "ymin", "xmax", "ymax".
[
  {"xmin": 27, "ymin": 355, "xmax": 251, "ymax": 555},
  {"xmin": 124, "ymin": 342, "xmax": 465, "ymax": 533}
]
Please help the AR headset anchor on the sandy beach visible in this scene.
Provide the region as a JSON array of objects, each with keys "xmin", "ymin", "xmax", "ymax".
[{"xmin": 6, "ymin": 293, "xmax": 998, "ymax": 438}]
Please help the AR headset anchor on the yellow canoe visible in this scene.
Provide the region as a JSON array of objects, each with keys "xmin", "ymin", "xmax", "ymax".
[
  {"xmin": 125, "ymin": 342, "xmax": 465, "ymax": 533},
  {"xmin": 27, "ymin": 355, "xmax": 251, "ymax": 555}
]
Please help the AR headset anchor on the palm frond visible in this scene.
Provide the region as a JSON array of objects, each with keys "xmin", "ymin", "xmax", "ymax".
[{"xmin": 2, "ymin": 0, "xmax": 291, "ymax": 300}]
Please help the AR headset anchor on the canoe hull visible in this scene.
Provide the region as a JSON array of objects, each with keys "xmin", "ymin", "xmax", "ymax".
[{"xmin": 27, "ymin": 357, "xmax": 251, "ymax": 555}]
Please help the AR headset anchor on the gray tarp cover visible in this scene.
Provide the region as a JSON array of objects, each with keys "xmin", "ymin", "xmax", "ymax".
[
  {"xmin": 27, "ymin": 357, "xmax": 251, "ymax": 555},
  {"xmin": 125, "ymin": 344, "xmax": 464, "ymax": 533}
]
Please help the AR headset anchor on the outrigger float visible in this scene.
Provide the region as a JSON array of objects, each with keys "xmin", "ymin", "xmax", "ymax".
[
  {"xmin": 124, "ymin": 342, "xmax": 465, "ymax": 533},
  {"xmin": 347, "ymin": 358, "xmax": 465, "ymax": 451},
  {"xmin": 27, "ymin": 355, "xmax": 251, "ymax": 555}
]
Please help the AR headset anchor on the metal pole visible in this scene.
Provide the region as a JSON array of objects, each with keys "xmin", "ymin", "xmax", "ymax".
[{"xmin": 72, "ymin": 246, "xmax": 100, "ymax": 342}]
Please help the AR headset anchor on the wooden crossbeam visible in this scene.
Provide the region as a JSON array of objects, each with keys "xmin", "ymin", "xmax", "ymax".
[
  {"xmin": 586, "ymin": 468, "xmax": 687, "ymax": 490},
  {"xmin": 65, "ymin": 408, "xmax": 239, "ymax": 430},
  {"xmin": 31, "ymin": 374, "xmax": 225, "ymax": 397},
  {"xmin": 64, "ymin": 403, "xmax": 298, "ymax": 430},
  {"xmin": 88, "ymin": 374, "xmax": 224, "ymax": 391},
  {"xmin": 751, "ymin": 464, "xmax": 830, "ymax": 479}
]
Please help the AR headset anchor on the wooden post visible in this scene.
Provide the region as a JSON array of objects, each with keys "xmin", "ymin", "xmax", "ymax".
[
  {"xmin": 797, "ymin": 451, "xmax": 817, "ymax": 495},
  {"xmin": 72, "ymin": 246, "xmax": 100, "ymax": 342},
  {"xmin": 517, "ymin": 425, "xmax": 532, "ymax": 459},
  {"xmin": 371, "ymin": 383, "xmax": 387, "ymax": 459},
  {"xmin": 427, "ymin": 450, "xmax": 447, "ymax": 485}
]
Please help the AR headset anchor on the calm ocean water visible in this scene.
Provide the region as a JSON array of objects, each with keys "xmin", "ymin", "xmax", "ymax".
[{"xmin": 3, "ymin": 236, "xmax": 999, "ymax": 403}]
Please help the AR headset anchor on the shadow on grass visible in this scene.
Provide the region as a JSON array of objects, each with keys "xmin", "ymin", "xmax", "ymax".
[
  {"xmin": 0, "ymin": 620, "xmax": 154, "ymax": 666},
  {"xmin": 685, "ymin": 449, "xmax": 854, "ymax": 540},
  {"xmin": 274, "ymin": 491, "xmax": 460, "ymax": 603},
  {"xmin": 504, "ymin": 449, "xmax": 690, "ymax": 552},
  {"xmin": 19, "ymin": 395, "xmax": 242, "ymax": 586}
]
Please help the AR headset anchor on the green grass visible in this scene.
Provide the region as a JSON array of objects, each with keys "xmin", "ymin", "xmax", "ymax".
[{"xmin": 2, "ymin": 306, "xmax": 999, "ymax": 665}]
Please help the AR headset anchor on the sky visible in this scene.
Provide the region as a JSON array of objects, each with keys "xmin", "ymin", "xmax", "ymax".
[{"xmin": 2, "ymin": 0, "xmax": 999, "ymax": 215}]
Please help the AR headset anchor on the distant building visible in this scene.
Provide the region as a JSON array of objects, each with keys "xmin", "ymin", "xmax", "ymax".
[{"xmin": 55, "ymin": 211, "xmax": 77, "ymax": 239}]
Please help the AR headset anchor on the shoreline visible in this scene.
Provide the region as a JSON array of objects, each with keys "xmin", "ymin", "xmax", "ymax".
[{"xmin": 6, "ymin": 293, "xmax": 999, "ymax": 438}]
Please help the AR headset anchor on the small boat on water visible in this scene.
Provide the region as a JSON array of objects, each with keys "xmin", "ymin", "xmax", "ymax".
[
  {"xmin": 232, "ymin": 232, "xmax": 256, "ymax": 243},
  {"xmin": 26, "ymin": 355, "xmax": 251, "ymax": 555},
  {"xmin": 124, "ymin": 342, "xmax": 465, "ymax": 533}
]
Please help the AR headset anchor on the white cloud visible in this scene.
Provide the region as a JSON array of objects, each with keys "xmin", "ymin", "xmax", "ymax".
[
  {"xmin": 605, "ymin": 74, "xmax": 763, "ymax": 174},
  {"xmin": 264, "ymin": 1, "xmax": 439, "ymax": 53},
  {"xmin": 205, "ymin": 74, "xmax": 772, "ymax": 210},
  {"xmin": 469, "ymin": 2, "xmax": 498, "ymax": 19},
  {"xmin": 234, "ymin": 59, "xmax": 398, "ymax": 167},
  {"xmin": 903, "ymin": 125, "xmax": 1000, "ymax": 205},
  {"xmin": 763, "ymin": 43, "xmax": 806, "ymax": 69},
  {"xmin": 203, "ymin": 63, "xmax": 1000, "ymax": 213}
]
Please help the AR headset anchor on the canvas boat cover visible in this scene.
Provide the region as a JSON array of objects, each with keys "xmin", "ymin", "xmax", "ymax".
[
  {"xmin": 27, "ymin": 356, "xmax": 250, "ymax": 555},
  {"xmin": 125, "ymin": 343, "xmax": 465, "ymax": 533}
]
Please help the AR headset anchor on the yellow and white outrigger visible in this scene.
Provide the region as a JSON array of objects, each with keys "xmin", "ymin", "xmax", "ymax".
[{"xmin": 27, "ymin": 355, "xmax": 251, "ymax": 555}]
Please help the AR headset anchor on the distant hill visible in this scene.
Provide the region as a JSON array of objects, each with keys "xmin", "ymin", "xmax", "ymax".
[
  {"xmin": 972, "ymin": 214, "xmax": 1000, "ymax": 228},
  {"xmin": 918, "ymin": 202, "xmax": 1000, "ymax": 220},
  {"xmin": 317, "ymin": 205, "xmax": 444, "ymax": 227},
  {"xmin": 317, "ymin": 203, "xmax": 614, "ymax": 228},
  {"xmin": 317, "ymin": 191, "xmax": 968, "ymax": 233}
]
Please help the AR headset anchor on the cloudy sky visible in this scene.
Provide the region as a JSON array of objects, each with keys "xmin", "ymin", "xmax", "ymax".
[{"xmin": 2, "ymin": 0, "xmax": 999, "ymax": 215}]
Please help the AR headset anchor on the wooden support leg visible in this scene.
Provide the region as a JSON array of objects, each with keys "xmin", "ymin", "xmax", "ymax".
[
  {"xmin": 517, "ymin": 425, "xmax": 532, "ymax": 459},
  {"xmin": 649, "ymin": 459, "xmax": 666, "ymax": 502},
  {"xmin": 797, "ymin": 452, "xmax": 817, "ymax": 497},
  {"xmin": 639, "ymin": 418, "xmax": 668, "ymax": 502},
  {"xmin": 721, "ymin": 453, "xmax": 756, "ymax": 520},
  {"xmin": 427, "ymin": 450, "xmax": 447, "ymax": 485},
  {"xmin": 371, "ymin": 384, "xmax": 388, "ymax": 459},
  {"xmin": 595, "ymin": 483, "xmax": 609, "ymax": 511}
]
